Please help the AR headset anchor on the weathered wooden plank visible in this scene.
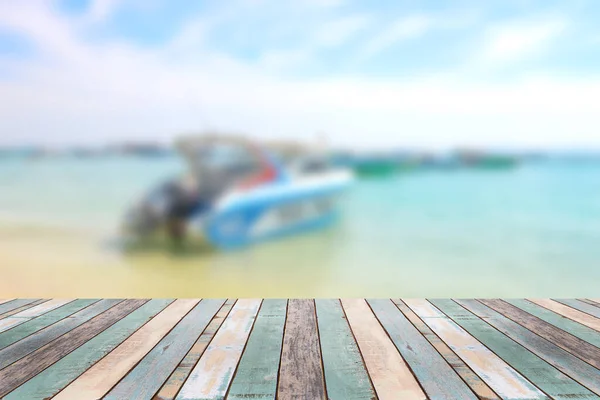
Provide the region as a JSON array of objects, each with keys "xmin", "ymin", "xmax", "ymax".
[
  {"xmin": 429, "ymin": 299, "xmax": 597, "ymax": 400},
  {"xmin": 580, "ymin": 299, "xmax": 600, "ymax": 308},
  {"xmin": 0, "ymin": 299, "xmax": 145, "ymax": 398},
  {"xmin": 0, "ymin": 299, "xmax": 73, "ymax": 334},
  {"xmin": 4, "ymin": 299, "xmax": 173, "ymax": 400},
  {"xmin": 554, "ymin": 299, "xmax": 600, "ymax": 319},
  {"xmin": 0, "ymin": 299, "xmax": 46, "ymax": 319},
  {"xmin": 369, "ymin": 298, "xmax": 477, "ymax": 399},
  {"xmin": 154, "ymin": 299, "xmax": 236, "ymax": 400},
  {"xmin": 483, "ymin": 299, "xmax": 600, "ymax": 370},
  {"xmin": 53, "ymin": 299, "xmax": 199, "ymax": 400},
  {"xmin": 0, "ymin": 299, "xmax": 41, "ymax": 317},
  {"xmin": 276, "ymin": 299, "xmax": 326, "ymax": 400},
  {"xmin": 227, "ymin": 299, "xmax": 288, "ymax": 400},
  {"xmin": 405, "ymin": 299, "xmax": 547, "ymax": 400},
  {"xmin": 530, "ymin": 299, "xmax": 600, "ymax": 332},
  {"xmin": 393, "ymin": 299, "xmax": 500, "ymax": 400},
  {"xmin": 460, "ymin": 299, "xmax": 600, "ymax": 395},
  {"xmin": 341, "ymin": 298, "xmax": 426, "ymax": 400},
  {"xmin": 0, "ymin": 299, "xmax": 100, "ymax": 351},
  {"xmin": 176, "ymin": 299, "xmax": 261, "ymax": 400},
  {"xmin": 310, "ymin": 299, "xmax": 376, "ymax": 400},
  {"xmin": 0, "ymin": 299, "xmax": 122, "ymax": 370},
  {"xmin": 0, "ymin": 299, "xmax": 15, "ymax": 306},
  {"xmin": 105, "ymin": 299, "xmax": 226, "ymax": 400}
]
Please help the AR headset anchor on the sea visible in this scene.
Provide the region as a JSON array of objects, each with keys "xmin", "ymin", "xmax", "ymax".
[{"xmin": 1, "ymin": 155, "xmax": 599, "ymax": 298}]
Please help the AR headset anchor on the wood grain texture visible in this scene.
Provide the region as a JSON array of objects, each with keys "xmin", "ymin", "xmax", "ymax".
[
  {"xmin": 105, "ymin": 299, "xmax": 226, "ymax": 400},
  {"xmin": 482, "ymin": 299, "xmax": 600, "ymax": 370},
  {"xmin": 0, "ymin": 299, "xmax": 145, "ymax": 398},
  {"xmin": 341, "ymin": 298, "xmax": 426, "ymax": 400},
  {"xmin": 406, "ymin": 299, "xmax": 547, "ymax": 400},
  {"xmin": 154, "ymin": 299, "xmax": 236, "ymax": 400},
  {"xmin": 530, "ymin": 299, "xmax": 600, "ymax": 332},
  {"xmin": 0, "ymin": 299, "xmax": 122, "ymax": 370},
  {"xmin": 0, "ymin": 299, "xmax": 100, "ymax": 351},
  {"xmin": 276, "ymin": 299, "xmax": 326, "ymax": 400},
  {"xmin": 459, "ymin": 299, "xmax": 600, "ymax": 396},
  {"xmin": 0, "ymin": 299, "xmax": 46, "ymax": 320},
  {"xmin": 0, "ymin": 299, "xmax": 73, "ymax": 334},
  {"xmin": 554, "ymin": 299, "xmax": 600, "ymax": 319},
  {"xmin": 0, "ymin": 299, "xmax": 41, "ymax": 317},
  {"xmin": 312, "ymin": 299, "xmax": 376, "ymax": 400},
  {"xmin": 429, "ymin": 299, "xmax": 597, "ymax": 400},
  {"xmin": 176, "ymin": 299, "xmax": 261, "ymax": 400},
  {"xmin": 4, "ymin": 299, "xmax": 173, "ymax": 400},
  {"xmin": 393, "ymin": 299, "xmax": 500, "ymax": 400},
  {"xmin": 369, "ymin": 298, "xmax": 477, "ymax": 400},
  {"xmin": 53, "ymin": 299, "xmax": 199, "ymax": 400},
  {"xmin": 226, "ymin": 299, "xmax": 287, "ymax": 400}
]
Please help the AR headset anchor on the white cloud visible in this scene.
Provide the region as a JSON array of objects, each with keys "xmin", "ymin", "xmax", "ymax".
[
  {"xmin": 314, "ymin": 15, "xmax": 371, "ymax": 48},
  {"xmin": 479, "ymin": 17, "xmax": 567, "ymax": 65},
  {"xmin": 361, "ymin": 15, "xmax": 433, "ymax": 58}
]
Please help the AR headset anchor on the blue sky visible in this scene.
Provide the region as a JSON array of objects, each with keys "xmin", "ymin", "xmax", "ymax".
[{"xmin": 1, "ymin": 0, "xmax": 599, "ymax": 149}]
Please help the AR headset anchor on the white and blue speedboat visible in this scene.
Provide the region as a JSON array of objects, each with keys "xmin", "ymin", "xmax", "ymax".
[{"xmin": 122, "ymin": 136, "xmax": 354, "ymax": 249}]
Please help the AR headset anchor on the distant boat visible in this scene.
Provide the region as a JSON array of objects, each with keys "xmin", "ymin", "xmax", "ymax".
[{"xmin": 456, "ymin": 150, "xmax": 519, "ymax": 169}]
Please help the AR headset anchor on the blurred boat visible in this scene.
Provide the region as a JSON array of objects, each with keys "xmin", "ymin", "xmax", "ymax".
[
  {"xmin": 455, "ymin": 149, "xmax": 519, "ymax": 169},
  {"xmin": 122, "ymin": 135, "xmax": 354, "ymax": 249},
  {"xmin": 332, "ymin": 152, "xmax": 398, "ymax": 178}
]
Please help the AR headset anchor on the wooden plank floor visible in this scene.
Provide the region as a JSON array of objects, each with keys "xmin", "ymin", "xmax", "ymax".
[{"xmin": 0, "ymin": 299, "xmax": 599, "ymax": 399}]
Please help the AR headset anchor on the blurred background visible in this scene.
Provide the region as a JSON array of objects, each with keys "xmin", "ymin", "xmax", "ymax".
[{"xmin": 0, "ymin": 0, "xmax": 599, "ymax": 298}]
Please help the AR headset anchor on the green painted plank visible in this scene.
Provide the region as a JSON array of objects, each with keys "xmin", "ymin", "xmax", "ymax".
[
  {"xmin": 431, "ymin": 299, "xmax": 597, "ymax": 400},
  {"xmin": 503, "ymin": 299, "xmax": 600, "ymax": 353},
  {"xmin": 227, "ymin": 299, "xmax": 288, "ymax": 400},
  {"xmin": 4, "ymin": 299, "xmax": 172, "ymax": 400},
  {"xmin": 392, "ymin": 299, "xmax": 500, "ymax": 400},
  {"xmin": 459, "ymin": 299, "xmax": 600, "ymax": 396},
  {"xmin": 0, "ymin": 299, "xmax": 122, "ymax": 370},
  {"xmin": 554, "ymin": 299, "xmax": 600, "ymax": 319},
  {"xmin": 311, "ymin": 299, "xmax": 375, "ymax": 400},
  {"xmin": 0, "ymin": 299, "xmax": 99, "ymax": 351},
  {"xmin": 0, "ymin": 299, "xmax": 42, "ymax": 318},
  {"xmin": 155, "ymin": 299, "xmax": 236, "ymax": 400},
  {"xmin": 368, "ymin": 299, "xmax": 477, "ymax": 400},
  {"xmin": 105, "ymin": 299, "xmax": 225, "ymax": 400}
]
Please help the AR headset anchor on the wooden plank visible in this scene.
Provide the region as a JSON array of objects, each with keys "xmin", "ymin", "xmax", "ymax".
[
  {"xmin": 310, "ymin": 299, "xmax": 376, "ymax": 400},
  {"xmin": 428, "ymin": 299, "xmax": 597, "ymax": 400},
  {"xmin": 53, "ymin": 299, "xmax": 199, "ymax": 400},
  {"xmin": 0, "ymin": 299, "xmax": 123, "ymax": 370},
  {"xmin": 0, "ymin": 299, "xmax": 145, "ymax": 398},
  {"xmin": 393, "ymin": 299, "xmax": 500, "ymax": 400},
  {"xmin": 0, "ymin": 299, "xmax": 41, "ymax": 317},
  {"xmin": 554, "ymin": 299, "xmax": 600, "ymax": 319},
  {"xmin": 483, "ymin": 299, "xmax": 600, "ymax": 370},
  {"xmin": 405, "ymin": 299, "xmax": 548, "ymax": 400},
  {"xmin": 459, "ymin": 299, "xmax": 600, "ymax": 395},
  {"xmin": 0, "ymin": 299, "xmax": 73, "ymax": 334},
  {"xmin": 276, "ymin": 299, "xmax": 326, "ymax": 400},
  {"xmin": 369, "ymin": 298, "xmax": 477, "ymax": 399},
  {"xmin": 105, "ymin": 299, "xmax": 226, "ymax": 400},
  {"xmin": 227, "ymin": 299, "xmax": 288, "ymax": 400},
  {"xmin": 176, "ymin": 299, "xmax": 261, "ymax": 400},
  {"xmin": 0, "ymin": 299, "xmax": 100, "ymax": 351},
  {"xmin": 154, "ymin": 299, "xmax": 236, "ymax": 400},
  {"xmin": 530, "ymin": 299, "xmax": 600, "ymax": 332},
  {"xmin": 0, "ymin": 299, "xmax": 15, "ymax": 306},
  {"xmin": 0, "ymin": 299, "xmax": 46, "ymax": 319},
  {"xmin": 341, "ymin": 298, "xmax": 426, "ymax": 400},
  {"xmin": 580, "ymin": 299, "xmax": 600, "ymax": 308},
  {"xmin": 4, "ymin": 299, "xmax": 173, "ymax": 400}
]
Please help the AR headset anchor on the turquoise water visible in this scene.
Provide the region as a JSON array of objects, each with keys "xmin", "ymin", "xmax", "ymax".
[{"xmin": 1, "ymin": 156, "xmax": 599, "ymax": 297}]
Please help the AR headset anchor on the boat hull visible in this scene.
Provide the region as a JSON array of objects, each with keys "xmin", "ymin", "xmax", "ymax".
[{"xmin": 194, "ymin": 176, "xmax": 351, "ymax": 249}]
